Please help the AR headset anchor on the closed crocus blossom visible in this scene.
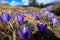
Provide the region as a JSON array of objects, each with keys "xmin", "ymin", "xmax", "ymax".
[
  {"xmin": 36, "ymin": 22, "xmax": 47, "ymax": 33},
  {"xmin": 48, "ymin": 13, "xmax": 54, "ymax": 20},
  {"xmin": 2, "ymin": 12, "xmax": 12, "ymax": 21},
  {"xmin": 17, "ymin": 25, "xmax": 31, "ymax": 39},
  {"xmin": 52, "ymin": 18, "xmax": 58, "ymax": 26},
  {"xmin": 16, "ymin": 14, "xmax": 24, "ymax": 25}
]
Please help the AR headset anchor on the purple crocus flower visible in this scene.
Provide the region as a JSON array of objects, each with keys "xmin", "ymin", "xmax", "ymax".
[
  {"xmin": 48, "ymin": 13, "xmax": 54, "ymax": 20},
  {"xmin": 17, "ymin": 25, "xmax": 31, "ymax": 39},
  {"xmin": 2, "ymin": 12, "xmax": 12, "ymax": 21},
  {"xmin": 30, "ymin": 9, "xmax": 33, "ymax": 14},
  {"xmin": 40, "ymin": 8, "xmax": 48, "ymax": 13},
  {"xmin": 40, "ymin": 11, "xmax": 50, "ymax": 17},
  {"xmin": 44, "ymin": 11, "xmax": 50, "ymax": 15},
  {"xmin": 51, "ymin": 18, "xmax": 58, "ymax": 26},
  {"xmin": 30, "ymin": 9, "xmax": 35, "ymax": 15},
  {"xmin": 16, "ymin": 14, "xmax": 24, "ymax": 25},
  {"xmin": 23, "ymin": 10, "xmax": 28, "ymax": 14},
  {"xmin": 33, "ymin": 14, "xmax": 41, "ymax": 19},
  {"xmin": 47, "ymin": 5, "xmax": 53, "ymax": 10},
  {"xmin": 36, "ymin": 22, "xmax": 47, "ymax": 33}
]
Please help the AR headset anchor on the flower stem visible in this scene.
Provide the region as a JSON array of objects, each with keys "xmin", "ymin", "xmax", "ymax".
[{"xmin": 13, "ymin": 30, "xmax": 16, "ymax": 40}]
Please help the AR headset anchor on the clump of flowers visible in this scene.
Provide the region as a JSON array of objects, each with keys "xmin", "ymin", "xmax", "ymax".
[{"xmin": 0, "ymin": 5, "xmax": 59, "ymax": 40}]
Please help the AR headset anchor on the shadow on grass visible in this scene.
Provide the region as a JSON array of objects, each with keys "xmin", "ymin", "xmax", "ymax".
[{"xmin": 30, "ymin": 29, "xmax": 60, "ymax": 40}]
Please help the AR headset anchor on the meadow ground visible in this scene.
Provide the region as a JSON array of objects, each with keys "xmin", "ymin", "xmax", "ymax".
[{"xmin": 0, "ymin": 2, "xmax": 60, "ymax": 40}]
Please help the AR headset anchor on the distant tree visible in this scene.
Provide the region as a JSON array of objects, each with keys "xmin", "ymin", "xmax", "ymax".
[
  {"xmin": 39, "ymin": 3, "xmax": 44, "ymax": 8},
  {"xmin": 29, "ymin": 0, "xmax": 36, "ymax": 7}
]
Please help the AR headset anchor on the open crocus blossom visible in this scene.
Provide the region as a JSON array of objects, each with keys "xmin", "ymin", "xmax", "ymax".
[
  {"xmin": 36, "ymin": 22, "xmax": 47, "ymax": 33},
  {"xmin": 17, "ymin": 25, "xmax": 31, "ymax": 39},
  {"xmin": 48, "ymin": 13, "xmax": 54, "ymax": 20},
  {"xmin": 51, "ymin": 18, "xmax": 58, "ymax": 26},
  {"xmin": 2, "ymin": 12, "xmax": 12, "ymax": 21},
  {"xmin": 16, "ymin": 14, "xmax": 24, "ymax": 25}
]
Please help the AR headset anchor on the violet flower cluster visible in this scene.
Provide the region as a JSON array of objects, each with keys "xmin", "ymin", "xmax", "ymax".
[{"xmin": 0, "ymin": 5, "xmax": 58, "ymax": 39}]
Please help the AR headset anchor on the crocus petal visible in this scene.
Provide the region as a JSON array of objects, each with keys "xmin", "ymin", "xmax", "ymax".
[
  {"xmin": 44, "ymin": 11, "xmax": 50, "ymax": 15},
  {"xmin": 8, "ymin": 14, "xmax": 12, "ymax": 21},
  {"xmin": 2, "ymin": 12, "xmax": 8, "ymax": 21},
  {"xmin": 17, "ymin": 28, "xmax": 24, "ymax": 39},
  {"xmin": 0, "ymin": 17, "xmax": 3, "ymax": 22}
]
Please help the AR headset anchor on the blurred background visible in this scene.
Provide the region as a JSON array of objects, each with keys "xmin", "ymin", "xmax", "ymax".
[{"xmin": 0, "ymin": 0, "xmax": 60, "ymax": 6}]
